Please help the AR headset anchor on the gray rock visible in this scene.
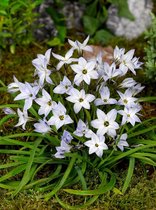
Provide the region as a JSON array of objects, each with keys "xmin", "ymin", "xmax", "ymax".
[
  {"xmin": 34, "ymin": 1, "xmax": 85, "ymax": 41},
  {"xmin": 106, "ymin": 0, "xmax": 153, "ymax": 39},
  {"xmin": 62, "ymin": 1, "xmax": 85, "ymax": 30}
]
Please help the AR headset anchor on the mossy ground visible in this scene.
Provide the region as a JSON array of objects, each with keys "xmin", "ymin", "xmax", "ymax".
[
  {"xmin": 0, "ymin": 165, "xmax": 156, "ymax": 210},
  {"xmin": 0, "ymin": 36, "xmax": 156, "ymax": 209}
]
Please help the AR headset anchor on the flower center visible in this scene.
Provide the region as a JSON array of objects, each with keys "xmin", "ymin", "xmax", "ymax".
[
  {"xmin": 123, "ymin": 99, "xmax": 128, "ymax": 104},
  {"xmin": 59, "ymin": 115, "xmax": 64, "ymax": 120},
  {"xmin": 82, "ymin": 69, "xmax": 87, "ymax": 74},
  {"xmin": 47, "ymin": 101, "xmax": 52, "ymax": 106},
  {"xmin": 79, "ymin": 98, "xmax": 84, "ymax": 102},
  {"xmin": 104, "ymin": 121, "xmax": 109, "ymax": 127},
  {"xmin": 127, "ymin": 114, "xmax": 130, "ymax": 117},
  {"xmin": 65, "ymin": 85, "xmax": 69, "ymax": 89},
  {"xmin": 103, "ymin": 99, "xmax": 107, "ymax": 102},
  {"xmin": 95, "ymin": 143, "xmax": 99, "ymax": 147}
]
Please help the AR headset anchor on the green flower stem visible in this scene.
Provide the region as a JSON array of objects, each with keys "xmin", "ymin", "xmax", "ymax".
[
  {"xmin": 0, "ymin": 80, "xmax": 6, "ymax": 87},
  {"xmin": 0, "ymin": 87, "xmax": 7, "ymax": 91},
  {"xmin": 0, "ymin": 104, "xmax": 22, "ymax": 109},
  {"xmin": 138, "ymin": 96, "xmax": 156, "ymax": 102},
  {"xmin": 44, "ymin": 154, "xmax": 77, "ymax": 200}
]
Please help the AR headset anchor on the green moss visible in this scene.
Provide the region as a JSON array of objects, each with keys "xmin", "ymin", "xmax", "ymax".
[
  {"xmin": 0, "ymin": 166, "xmax": 155, "ymax": 210},
  {"xmin": 0, "ymin": 44, "xmax": 47, "ymax": 85}
]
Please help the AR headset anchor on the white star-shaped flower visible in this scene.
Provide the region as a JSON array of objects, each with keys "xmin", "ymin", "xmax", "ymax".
[
  {"xmin": 118, "ymin": 106, "xmax": 141, "ymax": 126},
  {"xmin": 91, "ymin": 109, "xmax": 119, "ymax": 138},
  {"xmin": 113, "ymin": 46, "xmax": 125, "ymax": 62},
  {"xmin": 84, "ymin": 133, "xmax": 108, "ymax": 158},
  {"xmin": 71, "ymin": 57, "xmax": 98, "ymax": 86},
  {"xmin": 61, "ymin": 130, "xmax": 73, "ymax": 144},
  {"xmin": 68, "ymin": 36, "xmax": 92, "ymax": 53},
  {"xmin": 129, "ymin": 84, "xmax": 144, "ymax": 96},
  {"xmin": 119, "ymin": 50, "xmax": 135, "ymax": 75},
  {"xmin": 32, "ymin": 49, "xmax": 53, "ymax": 86},
  {"xmin": 54, "ymin": 140, "xmax": 72, "ymax": 159},
  {"xmin": 53, "ymin": 76, "xmax": 74, "ymax": 95},
  {"xmin": 116, "ymin": 133, "xmax": 129, "ymax": 151},
  {"xmin": 48, "ymin": 102, "xmax": 73, "ymax": 130},
  {"xmin": 102, "ymin": 62, "xmax": 121, "ymax": 82},
  {"xmin": 66, "ymin": 88, "xmax": 95, "ymax": 113},
  {"xmin": 95, "ymin": 86, "xmax": 117, "ymax": 106},
  {"xmin": 35, "ymin": 89, "xmax": 57, "ymax": 117},
  {"xmin": 117, "ymin": 89, "xmax": 137, "ymax": 107},
  {"xmin": 8, "ymin": 76, "xmax": 24, "ymax": 93},
  {"xmin": 73, "ymin": 119, "xmax": 93, "ymax": 138},
  {"xmin": 34, "ymin": 119, "xmax": 51, "ymax": 134},
  {"xmin": 14, "ymin": 82, "xmax": 39, "ymax": 111},
  {"xmin": 119, "ymin": 78, "xmax": 137, "ymax": 88},
  {"xmin": 15, "ymin": 108, "xmax": 31, "ymax": 130},
  {"xmin": 52, "ymin": 49, "xmax": 77, "ymax": 70}
]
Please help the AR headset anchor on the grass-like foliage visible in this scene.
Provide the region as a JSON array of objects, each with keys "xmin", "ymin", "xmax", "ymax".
[{"xmin": 0, "ymin": 36, "xmax": 156, "ymax": 209}]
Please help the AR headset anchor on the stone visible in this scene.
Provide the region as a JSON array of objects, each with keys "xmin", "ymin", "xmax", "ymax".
[
  {"xmin": 83, "ymin": 45, "xmax": 114, "ymax": 64},
  {"xmin": 106, "ymin": 0, "xmax": 153, "ymax": 39},
  {"xmin": 34, "ymin": 1, "xmax": 84, "ymax": 41}
]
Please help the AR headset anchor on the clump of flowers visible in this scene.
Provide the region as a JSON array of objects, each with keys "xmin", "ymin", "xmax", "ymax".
[{"xmin": 7, "ymin": 36, "xmax": 144, "ymax": 159}]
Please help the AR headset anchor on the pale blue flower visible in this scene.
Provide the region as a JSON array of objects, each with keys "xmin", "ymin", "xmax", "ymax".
[
  {"xmin": 74, "ymin": 119, "xmax": 93, "ymax": 138},
  {"xmin": 61, "ymin": 130, "xmax": 73, "ymax": 144},
  {"xmin": 34, "ymin": 119, "xmax": 51, "ymax": 134},
  {"xmin": 3, "ymin": 108, "xmax": 16, "ymax": 115},
  {"xmin": 54, "ymin": 140, "xmax": 72, "ymax": 159},
  {"xmin": 116, "ymin": 133, "xmax": 129, "ymax": 151},
  {"xmin": 119, "ymin": 78, "xmax": 137, "ymax": 88}
]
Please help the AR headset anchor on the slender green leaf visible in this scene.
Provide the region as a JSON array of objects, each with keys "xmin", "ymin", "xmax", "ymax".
[
  {"xmin": 0, "ymin": 164, "xmax": 26, "ymax": 182},
  {"xmin": 55, "ymin": 194, "xmax": 99, "ymax": 210},
  {"xmin": 122, "ymin": 157, "xmax": 135, "ymax": 194},
  {"xmin": 64, "ymin": 172, "xmax": 116, "ymax": 195},
  {"xmin": 0, "ymin": 114, "xmax": 16, "ymax": 127},
  {"xmin": 44, "ymin": 154, "xmax": 77, "ymax": 200},
  {"xmin": 101, "ymin": 143, "xmax": 156, "ymax": 168},
  {"xmin": 75, "ymin": 165, "xmax": 87, "ymax": 190},
  {"xmin": 128, "ymin": 125, "xmax": 156, "ymax": 138},
  {"xmin": 13, "ymin": 139, "xmax": 42, "ymax": 195}
]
